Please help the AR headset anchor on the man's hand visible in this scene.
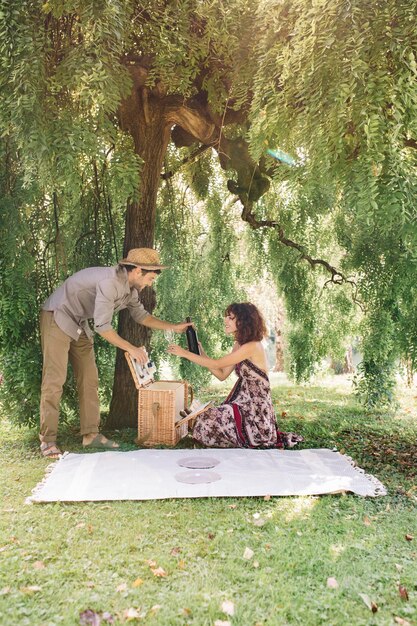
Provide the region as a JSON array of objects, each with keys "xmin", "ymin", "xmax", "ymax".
[
  {"xmin": 172, "ymin": 321, "xmax": 193, "ymax": 333},
  {"xmin": 128, "ymin": 345, "xmax": 148, "ymax": 365}
]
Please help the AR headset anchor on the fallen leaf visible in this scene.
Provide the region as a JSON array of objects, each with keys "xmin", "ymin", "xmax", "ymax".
[
  {"xmin": 358, "ymin": 593, "xmax": 378, "ymax": 612},
  {"xmin": 207, "ymin": 533, "xmax": 215, "ymax": 540},
  {"xmin": 20, "ymin": 585, "xmax": 41, "ymax": 594},
  {"xmin": 116, "ymin": 583, "xmax": 127, "ymax": 593},
  {"xmin": 214, "ymin": 621, "xmax": 231, "ymax": 626},
  {"xmin": 87, "ymin": 525, "xmax": 94, "ymax": 534},
  {"xmin": 33, "ymin": 560, "xmax": 46, "ymax": 570},
  {"xmin": 221, "ymin": 600, "xmax": 235, "ymax": 616},
  {"xmin": 395, "ymin": 564, "xmax": 403, "ymax": 571},
  {"xmin": 398, "ymin": 585, "xmax": 409, "ymax": 601},
  {"xmin": 327, "ymin": 577, "xmax": 339, "ymax": 589},
  {"xmin": 243, "ymin": 547, "xmax": 254, "ymax": 560},
  {"xmin": 85, "ymin": 581, "xmax": 95, "ymax": 588},
  {"xmin": 181, "ymin": 608, "xmax": 192, "ymax": 616},
  {"xmin": 263, "ymin": 494, "xmax": 271, "ymax": 501},
  {"xmin": 0, "ymin": 587, "xmax": 11, "ymax": 595},
  {"xmin": 281, "ymin": 411, "xmax": 287, "ymax": 417},
  {"xmin": 170, "ymin": 547, "xmax": 181, "ymax": 556},
  {"xmin": 405, "ymin": 534, "xmax": 414, "ymax": 541},
  {"xmin": 394, "ymin": 618, "xmax": 411, "ymax": 626},
  {"xmin": 363, "ymin": 516, "xmax": 371, "ymax": 526},
  {"xmin": 254, "ymin": 518, "xmax": 266, "ymax": 527},
  {"xmin": 151, "ymin": 566, "xmax": 167, "ymax": 577},
  {"xmin": 0, "ymin": 546, "xmax": 9, "ymax": 553},
  {"xmin": 149, "ymin": 605, "xmax": 161, "ymax": 614},
  {"xmin": 253, "ymin": 560, "xmax": 260, "ymax": 568},
  {"xmin": 123, "ymin": 607, "xmax": 141, "ymax": 620},
  {"xmin": 132, "ymin": 578, "xmax": 144, "ymax": 588},
  {"xmin": 145, "ymin": 559, "xmax": 157, "ymax": 567},
  {"xmin": 177, "ymin": 560, "xmax": 186, "ymax": 570},
  {"xmin": 228, "ymin": 504, "xmax": 237, "ymax": 509},
  {"xmin": 76, "ymin": 522, "xmax": 85, "ymax": 529},
  {"xmin": 79, "ymin": 609, "xmax": 101, "ymax": 626}
]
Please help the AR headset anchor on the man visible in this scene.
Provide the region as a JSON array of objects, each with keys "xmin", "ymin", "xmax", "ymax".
[{"xmin": 39, "ymin": 248, "xmax": 190, "ymax": 458}]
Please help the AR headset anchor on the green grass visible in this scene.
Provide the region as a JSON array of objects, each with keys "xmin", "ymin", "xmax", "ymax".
[{"xmin": 0, "ymin": 375, "xmax": 416, "ymax": 626}]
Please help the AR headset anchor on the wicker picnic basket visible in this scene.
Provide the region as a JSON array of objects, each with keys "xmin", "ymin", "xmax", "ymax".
[{"xmin": 125, "ymin": 352, "xmax": 193, "ymax": 446}]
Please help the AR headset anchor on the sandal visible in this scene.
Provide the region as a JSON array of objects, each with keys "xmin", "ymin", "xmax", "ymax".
[
  {"xmin": 82, "ymin": 434, "xmax": 120, "ymax": 450},
  {"xmin": 40, "ymin": 442, "xmax": 62, "ymax": 459}
]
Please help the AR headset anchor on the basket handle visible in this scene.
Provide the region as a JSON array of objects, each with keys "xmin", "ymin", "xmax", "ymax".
[{"xmin": 136, "ymin": 402, "xmax": 159, "ymax": 445}]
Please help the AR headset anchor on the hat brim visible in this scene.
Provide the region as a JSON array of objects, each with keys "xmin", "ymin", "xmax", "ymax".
[{"xmin": 119, "ymin": 259, "xmax": 168, "ymax": 270}]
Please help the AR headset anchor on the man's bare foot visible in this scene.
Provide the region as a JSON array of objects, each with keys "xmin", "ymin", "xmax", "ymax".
[{"xmin": 82, "ymin": 433, "xmax": 120, "ymax": 449}]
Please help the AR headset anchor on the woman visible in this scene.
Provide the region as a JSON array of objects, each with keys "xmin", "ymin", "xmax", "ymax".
[{"xmin": 168, "ymin": 302, "xmax": 303, "ymax": 449}]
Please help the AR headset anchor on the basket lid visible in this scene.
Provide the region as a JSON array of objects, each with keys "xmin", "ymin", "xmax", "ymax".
[{"xmin": 125, "ymin": 352, "xmax": 156, "ymax": 388}]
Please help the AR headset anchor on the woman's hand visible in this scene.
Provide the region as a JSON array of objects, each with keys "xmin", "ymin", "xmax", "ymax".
[{"xmin": 167, "ymin": 343, "xmax": 189, "ymax": 358}]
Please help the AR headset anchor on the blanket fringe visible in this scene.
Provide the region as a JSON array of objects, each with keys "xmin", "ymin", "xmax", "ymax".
[
  {"xmin": 337, "ymin": 451, "xmax": 387, "ymax": 497},
  {"xmin": 25, "ymin": 451, "xmax": 69, "ymax": 504}
]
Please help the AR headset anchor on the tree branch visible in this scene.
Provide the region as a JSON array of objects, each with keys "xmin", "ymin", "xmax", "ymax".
[
  {"xmin": 240, "ymin": 200, "xmax": 365, "ymax": 310},
  {"xmin": 161, "ymin": 144, "xmax": 212, "ymax": 180},
  {"xmin": 404, "ymin": 137, "xmax": 417, "ymax": 150}
]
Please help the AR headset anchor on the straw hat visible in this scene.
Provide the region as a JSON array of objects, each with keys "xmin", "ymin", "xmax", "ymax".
[{"xmin": 118, "ymin": 248, "xmax": 168, "ymax": 270}]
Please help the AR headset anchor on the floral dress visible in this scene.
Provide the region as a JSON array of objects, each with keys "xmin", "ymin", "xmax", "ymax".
[{"xmin": 193, "ymin": 359, "xmax": 302, "ymax": 449}]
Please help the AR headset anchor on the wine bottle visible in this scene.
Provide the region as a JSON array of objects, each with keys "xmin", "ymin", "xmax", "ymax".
[{"xmin": 186, "ymin": 316, "xmax": 200, "ymax": 355}]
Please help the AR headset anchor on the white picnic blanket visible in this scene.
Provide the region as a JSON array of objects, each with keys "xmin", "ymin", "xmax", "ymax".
[{"xmin": 28, "ymin": 448, "xmax": 386, "ymax": 503}]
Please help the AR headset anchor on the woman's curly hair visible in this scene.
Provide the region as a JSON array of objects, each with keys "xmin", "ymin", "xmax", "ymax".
[{"xmin": 225, "ymin": 302, "xmax": 267, "ymax": 344}]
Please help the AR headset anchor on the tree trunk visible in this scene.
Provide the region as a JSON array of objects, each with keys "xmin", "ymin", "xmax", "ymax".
[
  {"xmin": 107, "ymin": 88, "xmax": 171, "ymax": 428},
  {"xmin": 106, "ymin": 69, "xmax": 216, "ymax": 429}
]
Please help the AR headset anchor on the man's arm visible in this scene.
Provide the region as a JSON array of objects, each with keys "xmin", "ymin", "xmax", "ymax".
[
  {"xmin": 141, "ymin": 315, "xmax": 191, "ymax": 333},
  {"xmin": 98, "ymin": 329, "xmax": 149, "ymax": 364}
]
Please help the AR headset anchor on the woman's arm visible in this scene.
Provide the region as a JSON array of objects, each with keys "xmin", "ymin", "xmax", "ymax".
[
  {"xmin": 199, "ymin": 342, "xmax": 239, "ymax": 381},
  {"xmin": 168, "ymin": 341, "xmax": 255, "ymax": 371}
]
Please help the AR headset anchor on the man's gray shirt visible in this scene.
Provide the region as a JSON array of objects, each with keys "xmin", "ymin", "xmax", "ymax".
[{"xmin": 42, "ymin": 266, "xmax": 149, "ymax": 340}]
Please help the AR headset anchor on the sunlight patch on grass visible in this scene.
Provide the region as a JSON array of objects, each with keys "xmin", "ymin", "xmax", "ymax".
[
  {"xmin": 281, "ymin": 496, "xmax": 319, "ymax": 522},
  {"xmin": 329, "ymin": 543, "xmax": 347, "ymax": 559}
]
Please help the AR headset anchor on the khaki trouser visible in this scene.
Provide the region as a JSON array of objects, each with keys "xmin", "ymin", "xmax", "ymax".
[{"xmin": 39, "ymin": 311, "xmax": 100, "ymax": 442}]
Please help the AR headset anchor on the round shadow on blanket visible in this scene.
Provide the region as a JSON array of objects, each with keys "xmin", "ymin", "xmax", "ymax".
[
  {"xmin": 177, "ymin": 456, "xmax": 220, "ymax": 469},
  {"xmin": 175, "ymin": 470, "xmax": 221, "ymax": 484}
]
